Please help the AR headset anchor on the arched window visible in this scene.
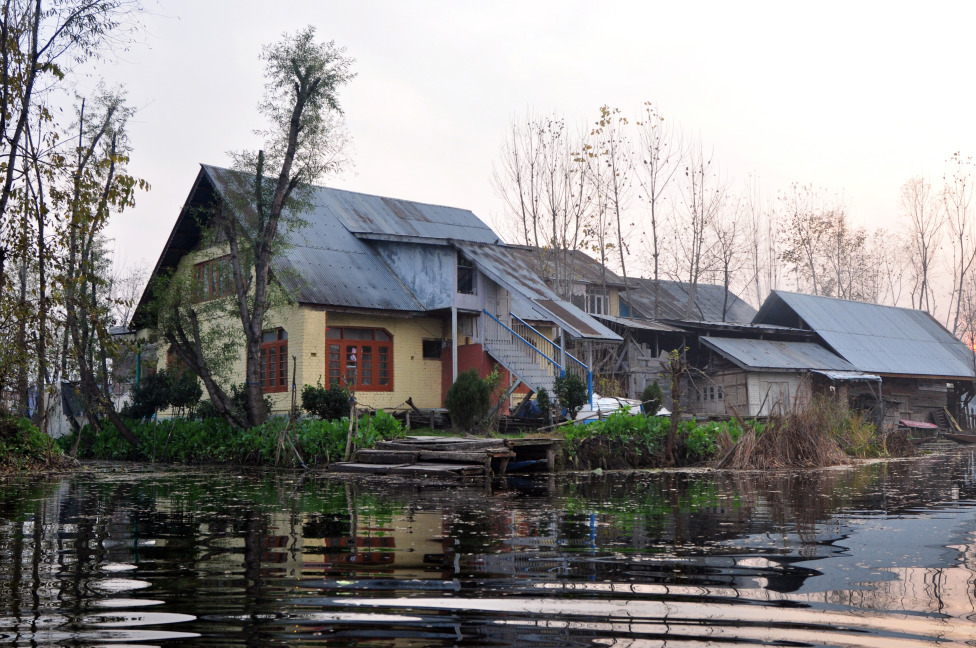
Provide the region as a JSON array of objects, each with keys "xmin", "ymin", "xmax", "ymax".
[
  {"xmin": 260, "ymin": 328, "xmax": 288, "ymax": 393},
  {"xmin": 326, "ymin": 327, "xmax": 393, "ymax": 392}
]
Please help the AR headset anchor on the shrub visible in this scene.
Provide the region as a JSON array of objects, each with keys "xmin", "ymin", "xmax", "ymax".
[
  {"xmin": 555, "ymin": 373, "xmax": 588, "ymax": 418},
  {"xmin": 123, "ymin": 369, "xmax": 203, "ymax": 421},
  {"xmin": 641, "ymin": 381, "xmax": 664, "ymax": 416},
  {"xmin": 445, "ymin": 369, "xmax": 491, "ymax": 432},
  {"xmin": 536, "ymin": 388, "xmax": 554, "ymax": 421},
  {"xmin": 302, "ymin": 381, "xmax": 351, "ymax": 421}
]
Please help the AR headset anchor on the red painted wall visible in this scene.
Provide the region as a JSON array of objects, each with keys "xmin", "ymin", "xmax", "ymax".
[{"xmin": 441, "ymin": 343, "xmax": 529, "ymax": 414}]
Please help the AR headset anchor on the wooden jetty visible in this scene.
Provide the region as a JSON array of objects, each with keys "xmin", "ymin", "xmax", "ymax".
[{"xmin": 330, "ymin": 435, "xmax": 562, "ymax": 478}]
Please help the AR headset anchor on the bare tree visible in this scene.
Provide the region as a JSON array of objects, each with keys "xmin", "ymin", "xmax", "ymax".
[
  {"xmin": 632, "ymin": 101, "xmax": 682, "ymax": 318},
  {"xmin": 492, "ymin": 114, "xmax": 590, "ymax": 298},
  {"xmin": 670, "ymin": 139, "xmax": 726, "ymax": 318},
  {"xmin": 900, "ymin": 176, "xmax": 944, "ymax": 313},
  {"xmin": 942, "ymin": 153, "xmax": 975, "ymax": 335},
  {"xmin": 707, "ymin": 194, "xmax": 746, "ymax": 321},
  {"xmin": 589, "ymin": 105, "xmax": 633, "ymax": 307}
]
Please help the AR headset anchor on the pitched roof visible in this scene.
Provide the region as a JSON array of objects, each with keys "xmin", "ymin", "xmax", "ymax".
[
  {"xmin": 754, "ymin": 290, "xmax": 976, "ymax": 379},
  {"xmin": 701, "ymin": 337, "xmax": 856, "ymax": 372},
  {"xmin": 625, "ymin": 278, "xmax": 757, "ymax": 323}
]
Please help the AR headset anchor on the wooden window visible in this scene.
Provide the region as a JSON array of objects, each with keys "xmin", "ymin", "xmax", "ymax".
[
  {"xmin": 193, "ymin": 256, "xmax": 234, "ymax": 301},
  {"xmin": 326, "ymin": 327, "xmax": 393, "ymax": 392},
  {"xmin": 260, "ymin": 329, "xmax": 288, "ymax": 393},
  {"xmin": 457, "ymin": 254, "xmax": 476, "ymax": 295}
]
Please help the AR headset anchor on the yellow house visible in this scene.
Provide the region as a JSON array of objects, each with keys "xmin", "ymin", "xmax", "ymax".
[{"xmin": 132, "ymin": 166, "xmax": 621, "ymax": 415}]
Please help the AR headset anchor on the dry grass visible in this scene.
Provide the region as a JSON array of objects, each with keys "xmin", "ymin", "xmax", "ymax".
[{"xmin": 717, "ymin": 400, "xmax": 853, "ymax": 470}]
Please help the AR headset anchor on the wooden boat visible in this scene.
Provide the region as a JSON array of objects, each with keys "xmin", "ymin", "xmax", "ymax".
[{"xmin": 946, "ymin": 433, "xmax": 976, "ymax": 444}]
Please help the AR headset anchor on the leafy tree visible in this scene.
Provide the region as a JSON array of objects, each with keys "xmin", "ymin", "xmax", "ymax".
[
  {"xmin": 160, "ymin": 26, "xmax": 354, "ymax": 428},
  {"xmin": 555, "ymin": 373, "xmax": 588, "ymax": 419},
  {"xmin": 0, "ymin": 0, "xmax": 140, "ymax": 426}
]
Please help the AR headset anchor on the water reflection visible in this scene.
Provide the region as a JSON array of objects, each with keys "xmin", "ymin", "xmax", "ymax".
[{"xmin": 1, "ymin": 452, "xmax": 976, "ymax": 645}]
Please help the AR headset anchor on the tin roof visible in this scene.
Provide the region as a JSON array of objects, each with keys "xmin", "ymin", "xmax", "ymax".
[
  {"xmin": 754, "ymin": 290, "xmax": 976, "ymax": 379},
  {"xmin": 701, "ymin": 337, "xmax": 857, "ymax": 372},
  {"xmin": 625, "ymin": 278, "xmax": 757, "ymax": 323},
  {"xmin": 454, "ymin": 241, "xmax": 621, "ymax": 341},
  {"xmin": 205, "ymin": 166, "xmax": 427, "ymax": 312}
]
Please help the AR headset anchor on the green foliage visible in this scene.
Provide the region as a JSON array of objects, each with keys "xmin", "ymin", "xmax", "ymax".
[
  {"xmin": 57, "ymin": 409, "xmax": 404, "ymax": 466},
  {"xmin": 123, "ymin": 369, "xmax": 202, "ymax": 420},
  {"xmin": 445, "ymin": 369, "xmax": 491, "ymax": 432},
  {"xmin": 555, "ymin": 373, "xmax": 588, "ymax": 418},
  {"xmin": 301, "ymin": 380, "xmax": 351, "ymax": 421},
  {"xmin": 560, "ymin": 411, "xmax": 742, "ymax": 469},
  {"xmin": 536, "ymin": 387, "xmax": 553, "ymax": 420},
  {"xmin": 0, "ymin": 416, "xmax": 65, "ymax": 470},
  {"xmin": 641, "ymin": 381, "xmax": 663, "ymax": 416}
]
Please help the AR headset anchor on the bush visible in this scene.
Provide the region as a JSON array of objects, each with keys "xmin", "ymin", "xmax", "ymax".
[
  {"xmin": 123, "ymin": 369, "xmax": 203, "ymax": 421},
  {"xmin": 445, "ymin": 369, "xmax": 491, "ymax": 432},
  {"xmin": 302, "ymin": 381, "xmax": 351, "ymax": 421},
  {"xmin": 0, "ymin": 416, "xmax": 69, "ymax": 470},
  {"xmin": 555, "ymin": 373, "xmax": 588, "ymax": 418},
  {"xmin": 641, "ymin": 381, "xmax": 663, "ymax": 416}
]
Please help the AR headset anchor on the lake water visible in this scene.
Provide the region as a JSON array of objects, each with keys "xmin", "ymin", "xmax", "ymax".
[{"xmin": 3, "ymin": 451, "xmax": 976, "ymax": 647}]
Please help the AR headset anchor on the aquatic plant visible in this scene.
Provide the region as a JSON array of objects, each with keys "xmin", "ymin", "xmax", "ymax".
[{"xmin": 57, "ymin": 410, "xmax": 404, "ymax": 466}]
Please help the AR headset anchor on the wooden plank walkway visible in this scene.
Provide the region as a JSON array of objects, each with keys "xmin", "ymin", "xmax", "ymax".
[{"xmin": 329, "ymin": 435, "xmax": 561, "ymax": 477}]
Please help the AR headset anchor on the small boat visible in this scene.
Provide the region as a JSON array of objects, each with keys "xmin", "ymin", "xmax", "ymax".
[{"xmin": 946, "ymin": 433, "xmax": 976, "ymax": 444}]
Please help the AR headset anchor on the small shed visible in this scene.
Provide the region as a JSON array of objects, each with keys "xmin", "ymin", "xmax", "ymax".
[{"xmin": 699, "ymin": 337, "xmax": 881, "ymax": 417}]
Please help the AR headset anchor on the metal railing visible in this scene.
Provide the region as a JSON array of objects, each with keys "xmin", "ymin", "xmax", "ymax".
[{"xmin": 482, "ymin": 310, "xmax": 593, "ymax": 402}]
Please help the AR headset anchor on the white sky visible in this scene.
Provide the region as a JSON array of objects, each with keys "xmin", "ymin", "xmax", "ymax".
[{"xmin": 98, "ymin": 0, "xmax": 976, "ymax": 278}]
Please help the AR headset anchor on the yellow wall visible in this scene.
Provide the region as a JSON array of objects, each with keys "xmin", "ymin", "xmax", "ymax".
[
  {"xmin": 609, "ymin": 288, "xmax": 620, "ymax": 317},
  {"xmin": 321, "ymin": 311, "xmax": 445, "ymax": 411},
  {"xmin": 162, "ymin": 305, "xmax": 446, "ymax": 414}
]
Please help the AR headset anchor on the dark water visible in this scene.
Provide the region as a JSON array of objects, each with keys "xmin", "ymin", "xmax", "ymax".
[{"xmin": 4, "ymin": 453, "xmax": 976, "ymax": 647}]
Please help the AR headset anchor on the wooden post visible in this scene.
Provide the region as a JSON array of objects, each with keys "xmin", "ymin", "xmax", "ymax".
[{"xmin": 343, "ymin": 349, "xmax": 358, "ymax": 461}]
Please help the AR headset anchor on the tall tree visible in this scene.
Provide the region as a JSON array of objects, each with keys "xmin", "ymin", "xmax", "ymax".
[
  {"xmin": 57, "ymin": 89, "xmax": 146, "ymax": 448},
  {"xmin": 942, "ymin": 153, "xmax": 975, "ymax": 335},
  {"xmin": 899, "ymin": 176, "xmax": 943, "ymax": 312},
  {"xmin": 671, "ymin": 139, "xmax": 725, "ymax": 318},
  {"xmin": 632, "ymin": 101, "xmax": 681, "ymax": 318},
  {"xmin": 161, "ymin": 26, "xmax": 354, "ymax": 428},
  {"xmin": 492, "ymin": 114, "xmax": 591, "ymax": 298},
  {"xmin": 590, "ymin": 105, "xmax": 632, "ymax": 307}
]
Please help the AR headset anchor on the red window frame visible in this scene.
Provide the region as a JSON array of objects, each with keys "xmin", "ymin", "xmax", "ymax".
[
  {"xmin": 326, "ymin": 327, "xmax": 393, "ymax": 392},
  {"xmin": 260, "ymin": 329, "xmax": 288, "ymax": 393},
  {"xmin": 193, "ymin": 255, "xmax": 234, "ymax": 301}
]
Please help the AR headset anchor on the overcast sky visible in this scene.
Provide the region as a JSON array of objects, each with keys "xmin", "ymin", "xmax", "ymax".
[{"xmin": 98, "ymin": 0, "xmax": 976, "ymax": 278}]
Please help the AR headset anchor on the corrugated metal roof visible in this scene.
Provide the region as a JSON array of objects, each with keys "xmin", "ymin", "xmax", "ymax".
[
  {"xmin": 592, "ymin": 313, "xmax": 682, "ymax": 332},
  {"xmin": 455, "ymin": 241, "xmax": 621, "ymax": 341},
  {"xmin": 625, "ymin": 278, "xmax": 757, "ymax": 323},
  {"xmin": 701, "ymin": 337, "xmax": 856, "ymax": 372},
  {"xmin": 322, "ymin": 185, "xmax": 500, "ymax": 243},
  {"xmin": 504, "ymin": 246, "xmax": 629, "ymax": 288},
  {"xmin": 206, "ymin": 166, "xmax": 426, "ymax": 312},
  {"xmin": 755, "ymin": 290, "xmax": 976, "ymax": 379}
]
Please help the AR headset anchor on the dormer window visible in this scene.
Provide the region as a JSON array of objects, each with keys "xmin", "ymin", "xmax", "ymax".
[{"xmin": 457, "ymin": 254, "xmax": 476, "ymax": 295}]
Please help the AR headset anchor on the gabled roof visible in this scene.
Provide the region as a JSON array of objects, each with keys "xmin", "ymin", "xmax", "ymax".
[
  {"xmin": 625, "ymin": 278, "xmax": 757, "ymax": 323},
  {"xmin": 754, "ymin": 290, "xmax": 976, "ymax": 379},
  {"xmin": 701, "ymin": 337, "xmax": 856, "ymax": 372}
]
